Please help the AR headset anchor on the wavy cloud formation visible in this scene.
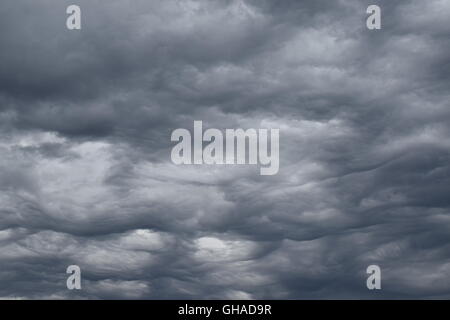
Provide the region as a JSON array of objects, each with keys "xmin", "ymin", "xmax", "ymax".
[{"xmin": 1, "ymin": 0, "xmax": 450, "ymax": 299}]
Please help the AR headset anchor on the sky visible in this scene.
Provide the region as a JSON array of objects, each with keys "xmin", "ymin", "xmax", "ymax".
[{"xmin": 0, "ymin": 0, "xmax": 450, "ymax": 299}]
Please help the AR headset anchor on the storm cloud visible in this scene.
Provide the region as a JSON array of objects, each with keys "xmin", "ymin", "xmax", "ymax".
[{"xmin": 1, "ymin": 0, "xmax": 450, "ymax": 299}]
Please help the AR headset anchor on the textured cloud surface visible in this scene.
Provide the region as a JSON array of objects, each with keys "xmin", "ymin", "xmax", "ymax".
[{"xmin": 1, "ymin": 0, "xmax": 450, "ymax": 299}]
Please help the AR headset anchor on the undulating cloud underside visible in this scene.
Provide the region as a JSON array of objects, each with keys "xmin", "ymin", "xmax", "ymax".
[{"xmin": 0, "ymin": 0, "xmax": 450, "ymax": 299}]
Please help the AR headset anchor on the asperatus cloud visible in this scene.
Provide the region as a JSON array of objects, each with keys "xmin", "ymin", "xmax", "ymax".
[{"xmin": 0, "ymin": 1, "xmax": 449, "ymax": 312}]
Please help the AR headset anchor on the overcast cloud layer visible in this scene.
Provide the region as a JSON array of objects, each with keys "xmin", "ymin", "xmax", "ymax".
[{"xmin": 1, "ymin": 0, "xmax": 450, "ymax": 299}]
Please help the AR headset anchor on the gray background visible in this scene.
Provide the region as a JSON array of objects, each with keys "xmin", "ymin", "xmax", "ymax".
[{"xmin": 0, "ymin": 0, "xmax": 450, "ymax": 299}]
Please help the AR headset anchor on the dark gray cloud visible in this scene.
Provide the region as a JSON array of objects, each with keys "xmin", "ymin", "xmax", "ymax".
[{"xmin": 1, "ymin": 0, "xmax": 450, "ymax": 299}]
